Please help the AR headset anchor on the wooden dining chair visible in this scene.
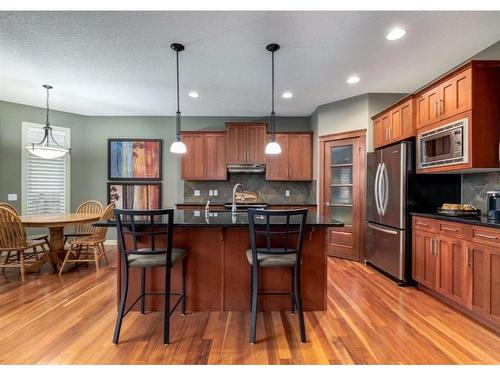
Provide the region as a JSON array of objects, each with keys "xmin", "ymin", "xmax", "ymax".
[
  {"xmin": 63, "ymin": 200, "xmax": 104, "ymax": 245},
  {"xmin": 0, "ymin": 202, "xmax": 50, "ymax": 265},
  {"xmin": 0, "ymin": 207, "xmax": 51, "ymax": 282},
  {"xmin": 59, "ymin": 203, "xmax": 114, "ymax": 275}
]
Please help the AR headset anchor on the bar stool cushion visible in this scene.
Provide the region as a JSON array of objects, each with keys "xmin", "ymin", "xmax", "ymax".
[
  {"xmin": 246, "ymin": 249, "xmax": 297, "ymax": 267},
  {"xmin": 128, "ymin": 248, "xmax": 187, "ymax": 267}
]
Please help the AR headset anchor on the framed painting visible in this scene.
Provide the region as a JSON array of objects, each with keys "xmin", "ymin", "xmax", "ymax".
[
  {"xmin": 107, "ymin": 182, "xmax": 162, "ymax": 211},
  {"xmin": 108, "ymin": 139, "xmax": 162, "ymax": 181}
]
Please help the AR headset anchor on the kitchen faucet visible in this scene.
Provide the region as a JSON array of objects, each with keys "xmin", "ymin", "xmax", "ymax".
[{"xmin": 231, "ymin": 183, "xmax": 245, "ymax": 214}]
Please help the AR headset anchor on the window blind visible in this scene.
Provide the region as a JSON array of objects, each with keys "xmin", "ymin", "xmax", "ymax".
[{"xmin": 25, "ymin": 126, "xmax": 69, "ymax": 215}]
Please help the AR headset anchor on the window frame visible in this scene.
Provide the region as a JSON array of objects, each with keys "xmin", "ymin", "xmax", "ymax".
[{"xmin": 21, "ymin": 121, "xmax": 71, "ymax": 215}]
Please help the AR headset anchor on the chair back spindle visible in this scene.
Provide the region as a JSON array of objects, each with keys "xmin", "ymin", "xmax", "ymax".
[
  {"xmin": 75, "ymin": 200, "xmax": 103, "ymax": 234},
  {"xmin": 0, "ymin": 207, "xmax": 28, "ymax": 250}
]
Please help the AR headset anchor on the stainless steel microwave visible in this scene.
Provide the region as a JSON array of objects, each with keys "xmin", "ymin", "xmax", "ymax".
[{"xmin": 417, "ymin": 117, "xmax": 469, "ymax": 169}]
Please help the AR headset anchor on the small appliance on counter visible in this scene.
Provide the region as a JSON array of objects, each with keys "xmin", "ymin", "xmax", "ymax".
[
  {"xmin": 486, "ymin": 190, "xmax": 500, "ymax": 221},
  {"xmin": 436, "ymin": 203, "xmax": 481, "ymax": 217}
]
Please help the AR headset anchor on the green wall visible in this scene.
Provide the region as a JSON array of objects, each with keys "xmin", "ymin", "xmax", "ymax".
[{"xmin": 0, "ymin": 100, "xmax": 311, "ymax": 214}]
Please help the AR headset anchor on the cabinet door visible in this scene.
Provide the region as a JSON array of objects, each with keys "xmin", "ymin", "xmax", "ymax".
[
  {"xmin": 181, "ymin": 134, "xmax": 205, "ymax": 180},
  {"xmin": 381, "ymin": 114, "xmax": 391, "ymax": 144},
  {"xmin": 390, "ymin": 108, "xmax": 402, "ymax": 140},
  {"xmin": 416, "ymin": 87, "xmax": 440, "ymax": 129},
  {"xmin": 439, "ymin": 68, "xmax": 472, "ymax": 120},
  {"xmin": 265, "ymin": 133, "xmax": 289, "ymax": 180},
  {"xmin": 468, "ymin": 243, "xmax": 500, "ymax": 325},
  {"xmin": 412, "ymin": 230, "xmax": 436, "ymax": 289},
  {"xmin": 373, "ymin": 118, "xmax": 384, "ymax": 149},
  {"xmin": 204, "ymin": 134, "xmax": 227, "ymax": 180},
  {"xmin": 226, "ymin": 125, "xmax": 247, "ymax": 164},
  {"xmin": 246, "ymin": 125, "xmax": 266, "ymax": 164},
  {"xmin": 288, "ymin": 134, "xmax": 312, "ymax": 180},
  {"xmin": 435, "ymin": 236, "xmax": 468, "ymax": 306},
  {"xmin": 400, "ymin": 99, "xmax": 414, "ymax": 138}
]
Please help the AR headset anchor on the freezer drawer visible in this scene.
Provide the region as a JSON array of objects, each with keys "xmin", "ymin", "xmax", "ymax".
[{"xmin": 365, "ymin": 222, "xmax": 406, "ymax": 281}]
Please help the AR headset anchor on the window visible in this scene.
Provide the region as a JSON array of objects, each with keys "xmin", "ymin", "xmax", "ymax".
[{"xmin": 21, "ymin": 122, "xmax": 70, "ymax": 215}]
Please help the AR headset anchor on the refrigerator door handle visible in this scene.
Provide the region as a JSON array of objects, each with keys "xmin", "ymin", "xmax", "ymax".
[
  {"xmin": 374, "ymin": 163, "xmax": 382, "ymax": 215},
  {"xmin": 367, "ymin": 223, "xmax": 398, "ymax": 235},
  {"xmin": 381, "ymin": 162, "xmax": 389, "ymax": 215}
]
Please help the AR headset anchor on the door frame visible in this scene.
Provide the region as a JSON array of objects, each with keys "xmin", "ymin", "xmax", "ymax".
[{"xmin": 319, "ymin": 129, "xmax": 366, "ymax": 261}]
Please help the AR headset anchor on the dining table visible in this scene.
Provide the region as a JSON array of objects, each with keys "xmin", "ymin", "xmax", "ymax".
[{"xmin": 19, "ymin": 213, "xmax": 102, "ymax": 269}]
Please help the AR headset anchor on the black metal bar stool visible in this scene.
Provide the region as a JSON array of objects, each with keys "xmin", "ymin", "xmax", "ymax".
[
  {"xmin": 112, "ymin": 208, "xmax": 188, "ymax": 345},
  {"xmin": 247, "ymin": 208, "xmax": 308, "ymax": 344}
]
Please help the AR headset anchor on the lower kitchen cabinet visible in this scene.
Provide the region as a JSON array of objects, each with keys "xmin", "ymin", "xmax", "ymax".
[{"xmin": 412, "ymin": 216, "xmax": 500, "ymax": 332}]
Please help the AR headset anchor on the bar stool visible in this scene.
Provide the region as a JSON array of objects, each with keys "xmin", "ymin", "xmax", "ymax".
[
  {"xmin": 112, "ymin": 209, "xmax": 188, "ymax": 345},
  {"xmin": 247, "ymin": 208, "xmax": 308, "ymax": 344}
]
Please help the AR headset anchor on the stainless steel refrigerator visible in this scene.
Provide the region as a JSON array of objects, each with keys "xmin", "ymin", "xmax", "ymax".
[{"xmin": 365, "ymin": 141, "xmax": 460, "ymax": 285}]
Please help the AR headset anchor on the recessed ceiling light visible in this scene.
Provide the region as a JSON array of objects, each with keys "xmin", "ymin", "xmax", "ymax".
[
  {"xmin": 347, "ymin": 76, "xmax": 360, "ymax": 84},
  {"xmin": 282, "ymin": 91, "xmax": 293, "ymax": 99},
  {"xmin": 188, "ymin": 91, "xmax": 199, "ymax": 98},
  {"xmin": 387, "ymin": 28, "xmax": 406, "ymax": 41}
]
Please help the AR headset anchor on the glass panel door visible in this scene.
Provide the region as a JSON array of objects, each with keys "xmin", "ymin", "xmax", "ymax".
[{"xmin": 329, "ymin": 144, "xmax": 353, "ymax": 225}]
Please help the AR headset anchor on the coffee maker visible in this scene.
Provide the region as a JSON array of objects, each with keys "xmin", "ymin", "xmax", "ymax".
[{"xmin": 486, "ymin": 190, "xmax": 500, "ymax": 221}]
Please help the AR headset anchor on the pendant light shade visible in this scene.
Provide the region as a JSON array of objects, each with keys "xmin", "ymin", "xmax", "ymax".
[
  {"xmin": 26, "ymin": 85, "xmax": 70, "ymax": 159},
  {"xmin": 170, "ymin": 43, "xmax": 187, "ymax": 154},
  {"xmin": 265, "ymin": 43, "xmax": 281, "ymax": 155}
]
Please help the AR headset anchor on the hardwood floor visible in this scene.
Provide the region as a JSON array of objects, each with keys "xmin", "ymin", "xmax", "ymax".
[{"xmin": 0, "ymin": 250, "xmax": 498, "ymax": 364}]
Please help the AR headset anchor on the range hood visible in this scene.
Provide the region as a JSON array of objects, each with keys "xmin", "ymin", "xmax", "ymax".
[{"xmin": 227, "ymin": 164, "xmax": 266, "ymax": 173}]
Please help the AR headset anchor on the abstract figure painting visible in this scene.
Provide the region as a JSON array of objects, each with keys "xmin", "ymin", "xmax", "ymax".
[
  {"xmin": 108, "ymin": 139, "xmax": 162, "ymax": 180},
  {"xmin": 108, "ymin": 183, "xmax": 162, "ymax": 210}
]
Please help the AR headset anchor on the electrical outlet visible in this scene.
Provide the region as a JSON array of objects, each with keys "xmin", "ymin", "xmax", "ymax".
[
  {"xmin": 194, "ymin": 190, "xmax": 200, "ymax": 197},
  {"xmin": 209, "ymin": 190, "xmax": 213, "ymax": 196},
  {"xmin": 285, "ymin": 190, "xmax": 290, "ymax": 197},
  {"xmin": 194, "ymin": 210, "xmax": 200, "ymax": 217},
  {"xmin": 7, "ymin": 194, "xmax": 17, "ymax": 201},
  {"xmin": 213, "ymin": 190, "xmax": 218, "ymax": 196}
]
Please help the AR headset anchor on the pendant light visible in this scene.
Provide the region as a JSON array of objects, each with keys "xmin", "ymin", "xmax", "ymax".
[
  {"xmin": 169, "ymin": 43, "xmax": 187, "ymax": 154},
  {"xmin": 265, "ymin": 43, "xmax": 282, "ymax": 155},
  {"xmin": 26, "ymin": 85, "xmax": 70, "ymax": 159}
]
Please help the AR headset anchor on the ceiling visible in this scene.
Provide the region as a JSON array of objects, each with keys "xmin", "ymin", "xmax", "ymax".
[{"xmin": 0, "ymin": 11, "xmax": 499, "ymax": 116}]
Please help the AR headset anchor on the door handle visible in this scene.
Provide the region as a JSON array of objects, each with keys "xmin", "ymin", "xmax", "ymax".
[
  {"xmin": 367, "ymin": 223, "xmax": 398, "ymax": 235},
  {"xmin": 374, "ymin": 163, "xmax": 382, "ymax": 215},
  {"xmin": 381, "ymin": 163, "xmax": 389, "ymax": 215}
]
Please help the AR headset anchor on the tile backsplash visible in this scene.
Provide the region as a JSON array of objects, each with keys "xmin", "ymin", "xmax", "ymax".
[
  {"xmin": 183, "ymin": 174, "xmax": 316, "ymax": 204},
  {"xmin": 462, "ymin": 172, "xmax": 500, "ymax": 213}
]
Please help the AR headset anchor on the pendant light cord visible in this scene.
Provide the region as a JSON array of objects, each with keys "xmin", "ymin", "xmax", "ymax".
[
  {"xmin": 271, "ymin": 49, "xmax": 276, "ymax": 141},
  {"xmin": 175, "ymin": 49, "xmax": 181, "ymax": 141}
]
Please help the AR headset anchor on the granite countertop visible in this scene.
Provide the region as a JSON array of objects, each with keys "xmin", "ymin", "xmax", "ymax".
[
  {"xmin": 410, "ymin": 212, "xmax": 500, "ymax": 229},
  {"xmin": 93, "ymin": 209, "xmax": 342, "ymax": 228},
  {"xmin": 176, "ymin": 202, "xmax": 317, "ymax": 207}
]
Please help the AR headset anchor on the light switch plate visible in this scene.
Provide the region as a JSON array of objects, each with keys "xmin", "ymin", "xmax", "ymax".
[
  {"xmin": 7, "ymin": 194, "xmax": 17, "ymax": 201},
  {"xmin": 194, "ymin": 190, "xmax": 201, "ymax": 197},
  {"xmin": 285, "ymin": 190, "xmax": 290, "ymax": 197}
]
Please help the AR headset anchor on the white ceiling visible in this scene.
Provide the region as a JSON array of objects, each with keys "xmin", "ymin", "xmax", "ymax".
[{"xmin": 0, "ymin": 11, "xmax": 499, "ymax": 116}]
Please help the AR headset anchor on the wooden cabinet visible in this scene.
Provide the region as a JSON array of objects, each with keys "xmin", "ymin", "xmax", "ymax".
[
  {"xmin": 181, "ymin": 132, "xmax": 226, "ymax": 180},
  {"xmin": 226, "ymin": 123, "xmax": 267, "ymax": 164},
  {"xmin": 372, "ymin": 97, "xmax": 415, "ymax": 149},
  {"xmin": 416, "ymin": 68, "xmax": 472, "ymax": 129},
  {"xmin": 266, "ymin": 132, "xmax": 313, "ymax": 181},
  {"xmin": 412, "ymin": 216, "xmax": 500, "ymax": 332}
]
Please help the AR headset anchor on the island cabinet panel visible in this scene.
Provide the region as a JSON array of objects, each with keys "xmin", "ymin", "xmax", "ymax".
[
  {"xmin": 226, "ymin": 123, "xmax": 267, "ymax": 164},
  {"xmin": 372, "ymin": 97, "xmax": 415, "ymax": 149},
  {"xmin": 116, "ymin": 225, "xmax": 328, "ymax": 313},
  {"xmin": 181, "ymin": 132, "xmax": 226, "ymax": 180},
  {"xmin": 412, "ymin": 215, "xmax": 500, "ymax": 333},
  {"xmin": 266, "ymin": 132, "xmax": 313, "ymax": 181}
]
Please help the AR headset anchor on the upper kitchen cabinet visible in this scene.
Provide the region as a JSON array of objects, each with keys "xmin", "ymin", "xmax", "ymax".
[
  {"xmin": 266, "ymin": 132, "xmax": 313, "ymax": 181},
  {"xmin": 181, "ymin": 131, "xmax": 227, "ymax": 180},
  {"xmin": 416, "ymin": 61, "xmax": 500, "ymax": 173},
  {"xmin": 225, "ymin": 123, "xmax": 267, "ymax": 164},
  {"xmin": 372, "ymin": 97, "xmax": 415, "ymax": 149},
  {"xmin": 416, "ymin": 67, "xmax": 472, "ymax": 129}
]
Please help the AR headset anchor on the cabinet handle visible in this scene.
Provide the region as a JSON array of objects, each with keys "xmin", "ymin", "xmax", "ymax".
[
  {"xmin": 431, "ymin": 238, "xmax": 435, "ymax": 256},
  {"xmin": 417, "ymin": 221, "xmax": 429, "ymax": 227},
  {"xmin": 435, "ymin": 239, "xmax": 439, "ymax": 256},
  {"xmin": 467, "ymin": 247, "xmax": 472, "ymax": 267},
  {"xmin": 439, "ymin": 99, "xmax": 443, "ymax": 116},
  {"xmin": 441, "ymin": 226, "xmax": 458, "ymax": 232},
  {"xmin": 475, "ymin": 232, "xmax": 498, "ymax": 240}
]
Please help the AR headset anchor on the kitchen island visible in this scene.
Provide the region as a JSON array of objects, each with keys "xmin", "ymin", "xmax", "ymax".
[{"xmin": 94, "ymin": 209, "xmax": 343, "ymax": 312}]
